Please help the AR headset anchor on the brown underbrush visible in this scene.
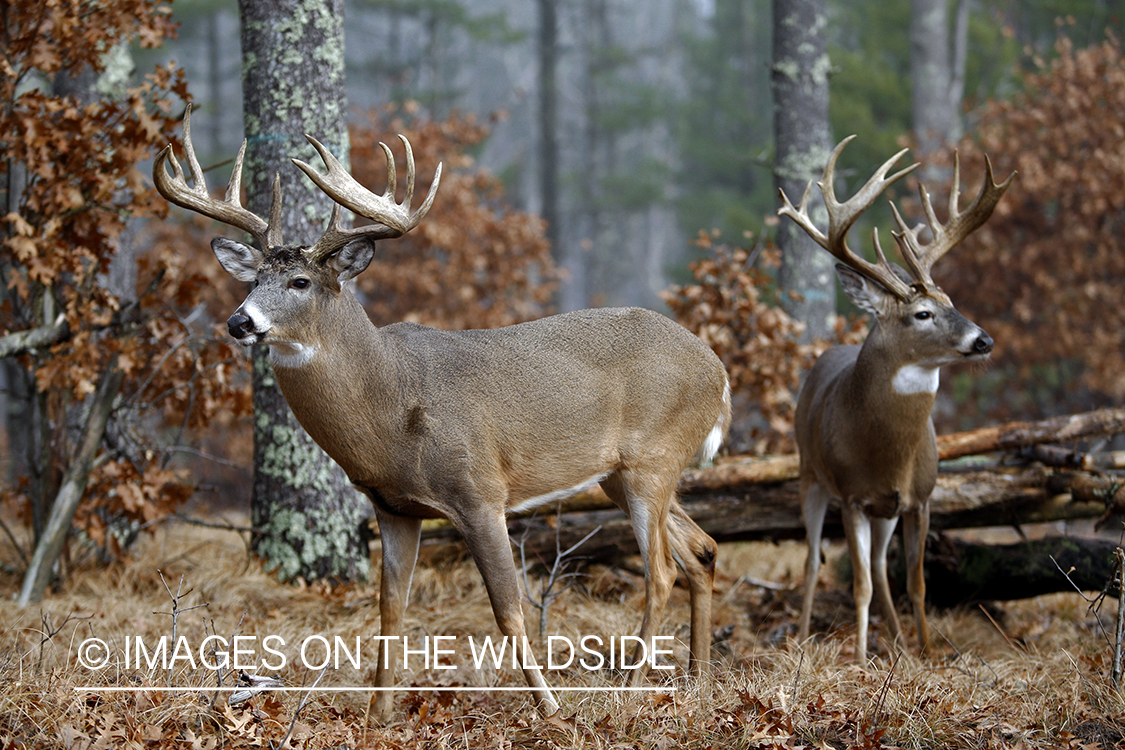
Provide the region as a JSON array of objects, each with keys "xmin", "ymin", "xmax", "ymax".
[{"xmin": 1, "ymin": 518, "xmax": 1122, "ymax": 749}]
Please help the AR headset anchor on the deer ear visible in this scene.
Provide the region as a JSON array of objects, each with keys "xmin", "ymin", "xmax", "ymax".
[
  {"xmin": 836, "ymin": 264, "xmax": 894, "ymax": 316},
  {"xmin": 211, "ymin": 238, "xmax": 262, "ymax": 282},
  {"xmin": 328, "ymin": 238, "xmax": 375, "ymax": 284}
]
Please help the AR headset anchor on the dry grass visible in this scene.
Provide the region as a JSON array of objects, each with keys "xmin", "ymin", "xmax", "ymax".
[{"xmin": 1, "ymin": 517, "xmax": 1123, "ymax": 748}]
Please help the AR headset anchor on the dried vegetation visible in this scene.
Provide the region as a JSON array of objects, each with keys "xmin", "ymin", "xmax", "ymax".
[{"xmin": 1, "ymin": 520, "xmax": 1122, "ymax": 749}]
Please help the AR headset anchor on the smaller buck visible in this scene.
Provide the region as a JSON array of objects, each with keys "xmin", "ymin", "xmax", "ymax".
[
  {"xmin": 779, "ymin": 136, "xmax": 1012, "ymax": 662},
  {"xmin": 153, "ymin": 107, "xmax": 729, "ymax": 717}
]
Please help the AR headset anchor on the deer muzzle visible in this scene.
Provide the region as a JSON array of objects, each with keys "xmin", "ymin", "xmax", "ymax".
[
  {"xmin": 968, "ymin": 331, "xmax": 994, "ymax": 357},
  {"xmin": 227, "ymin": 312, "xmax": 256, "ymax": 342}
]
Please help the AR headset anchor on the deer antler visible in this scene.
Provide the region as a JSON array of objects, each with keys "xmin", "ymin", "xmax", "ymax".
[
  {"xmin": 778, "ymin": 135, "xmax": 919, "ymax": 301},
  {"xmin": 779, "ymin": 136, "xmax": 1014, "ymax": 301},
  {"xmin": 889, "ymin": 151, "xmax": 1014, "ymax": 292},
  {"xmin": 294, "ymin": 134, "xmax": 442, "ymax": 262},
  {"xmin": 152, "ymin": 104, "xmax": 284, "ymax": 252}
]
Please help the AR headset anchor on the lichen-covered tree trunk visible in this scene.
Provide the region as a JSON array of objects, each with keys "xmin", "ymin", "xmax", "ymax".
[
  {"xmin": 910, "ymin": 0, "xmax": 955, "ymax": 160},
  {"xmin": 772, "ymin": 0, "xmax": 834, "ymax": 342},
  {"xmin": 238, "ymin": 0, "xmax": 369, "ymax": 582}
]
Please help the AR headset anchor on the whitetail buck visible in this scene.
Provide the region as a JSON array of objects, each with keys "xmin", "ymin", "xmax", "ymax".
[
  {"xmin": 778, "ymin": 136, "xmax": 1012, "ymax": 662},
  {"xmin": 153, "ymin": 106, "xmax": 729, "ymax": 717}
]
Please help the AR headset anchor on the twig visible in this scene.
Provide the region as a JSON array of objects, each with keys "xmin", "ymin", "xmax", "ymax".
[
  {"xmin": 32, "ymin": 610, "xmax": 91, "ymax": 674},
  {"xmin": 977, "ymin": 603, "xmax": 1020, "ymax": 653},
  {"xmin": 791, "ymin": 649, "xmax": 804, "ymax": 703},
  {"xmin": 155, "ymin": 570, "xmax": 208, "ymax": 684},
  {"xmin": 518, "ymin": 502, "xmax": 602, "ymax": 639},
  {"xmin": 720, "ymin": 573, "xmax": 787, "ymax": 605},
  {"xmin": 0, "ymin": 512, "xmax": 28, "ymax": 568},
  {"xmin": 1113, "ymin": 548, "xmax": 1125, "ymax": 686},
  {"xmin": 171, "ymin": 513, "xmax": 257, "ymax": 534},
  {"xmin": 1050, "ymin": 553, "xmax": 1115, "ymax": 647},
  {"xmin": 870, "ymin": 650, "xmax": 900, "ymax": 732},
  {"xmin": 272, "ymin": 668, "xmax": 326, "ymax": 750},
  {"xmin": 930, "ymin": 622, "xmax": 999, "ymax": 685}
]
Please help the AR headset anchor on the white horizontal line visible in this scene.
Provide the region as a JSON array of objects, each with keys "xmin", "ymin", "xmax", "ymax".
[{"xmin": 74, "ymin": 686, "xmax": 677, "ymax": 693}]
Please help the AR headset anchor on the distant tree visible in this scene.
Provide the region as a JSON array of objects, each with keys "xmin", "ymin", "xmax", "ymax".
[
  {"xmin": 772, "ymin": 0, "xmax": 834, "ymax": 341},
  {"xmin": 677, "ymin": 0, "xmax": 774, "ymax": 240},
  {"xmin": 910, "ymin": 0, "xmax": 963, "ymax": 158},
  {"xmin": 936, "ymin": 36, "xmax": 1125, "ymax": 421},
  {"xmin": 537, "ymin": 0, "xmax": 561, "ymax": 305}
]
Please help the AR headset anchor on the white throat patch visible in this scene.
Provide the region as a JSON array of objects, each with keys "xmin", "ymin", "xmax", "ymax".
[
  {"xmin": 892, "ymin": 364, "xmax": 940, "ymax": 395},
  {"xmin": 270, "ymin": 342, "xmax": 318, "ymax": 369}
]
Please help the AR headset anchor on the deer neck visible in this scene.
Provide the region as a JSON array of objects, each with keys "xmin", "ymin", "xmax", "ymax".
[
  {"xmin": 845, "ymin": 323, "xmax": 939, "ymax": 441},
  {"xmin": 266, "ymin": 293, "xmax": 403, "ymax": 479}
]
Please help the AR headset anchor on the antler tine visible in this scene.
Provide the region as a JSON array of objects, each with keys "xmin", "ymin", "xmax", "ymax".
[
  {"xmin": 379, "ymin": 141, "xmax": 397, "ymax": 204},
  {"xmin": 824, "ymin": 139, "xmax": 919, "ymax": 238},
  {"xmin": 778, "ymin": 135, "xmax": 919, "ymax": 300},
  {"xmin": 398, "ymin": 135, "xmax": 416, "ymax": 209},
  {"xmin": 152, "ymin": 104, "xmax": 276, "ymax": 251},
  {"xmin": 777, "ymin": 177, "xmax": 829, "ymax": 248},
  {"xmin": 295, "ymin": 134, "xmax": 442, "ymax": 261},
  {"xmin": 892, "ymin": 151, "xmax": 1014, "ymax": 286}
]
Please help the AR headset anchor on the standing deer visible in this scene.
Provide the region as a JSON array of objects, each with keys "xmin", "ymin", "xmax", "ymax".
[
  {"xmin": 778, "ymin": 136, "xmax": 1012, "ymax": 662},
  {"xmin": 152, "ymin": 107, "xmax": 729, "ymax": 717}
]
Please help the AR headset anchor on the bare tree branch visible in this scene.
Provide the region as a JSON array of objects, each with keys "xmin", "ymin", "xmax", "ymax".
[{"xmin": 0, "ymin": 315, "xmax": 69, "ymax": 359}]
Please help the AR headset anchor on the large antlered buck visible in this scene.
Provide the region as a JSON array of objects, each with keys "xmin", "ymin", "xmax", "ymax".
[
  {"xmin": 152, "ymin": 107, "xmax": 730, "ymax": 717},
  {"xmin": 779, "ymin": 137, "xmax": 1013, "ymax": 663}
]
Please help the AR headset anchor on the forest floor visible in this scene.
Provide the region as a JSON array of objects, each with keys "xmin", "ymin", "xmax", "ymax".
[{"xmin": 1, "ymin": 513, "xmax": 1123, "ymax": 749}]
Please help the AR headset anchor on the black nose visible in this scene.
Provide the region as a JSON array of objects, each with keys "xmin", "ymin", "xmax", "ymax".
[
  {"xmin": 227, "ymin": 313, "xmax": 254, "ymax": 339},
  {"xmin": 972, "ymin": 332, "xmax": 993, "ymax": 355}
]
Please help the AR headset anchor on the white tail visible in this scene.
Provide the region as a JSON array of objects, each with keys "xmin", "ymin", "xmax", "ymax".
[
  {"xmin": 153, "ymin": 106, "xmax": 730, "ymax": 717},
  {"xmin": 779, "ymin": 137, "xmax": 1013, "ymax": 662}
]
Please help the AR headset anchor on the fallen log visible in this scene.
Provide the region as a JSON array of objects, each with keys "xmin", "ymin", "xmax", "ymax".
[
  {"xmin": 935, "ymin": 407, "xmax": 1125, "ymax": 462},
  {"xmin": 409, "ymin": 466, "xmax": 1108, "ymax": 566},
  {"xmin": 382, "ymin": 407, "xmax": 1125, "ymax": 565},
  {"xmin": 682, "ymin": 406, "xmax": 1125, "ymax": 490},
  {"xmin": 923, "ymin": 535, "xmax": 1120, "ymax": 605}
]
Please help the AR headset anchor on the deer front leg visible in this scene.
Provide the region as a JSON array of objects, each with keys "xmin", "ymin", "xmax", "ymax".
[
  {"xmin": 453, "ymin": 505, "xmax": 559, "ymax": 715},
  {"xmin": 902, "ymin": 504, "xmax": 931, "ymax": 655},
  {"xmin": 870, "ymin": 515, "xmax": 903, "ymax": 652},
  {"xmin": 798, "ymin": 482, "xmax": 832, "ymax": 644},
  {"xmin": 842, "ymin": 502, "xmax": 873, "ymax": 663},
  {"xmin": 371, "ymin": 509, "xmax": 422, "ymax": 721}
]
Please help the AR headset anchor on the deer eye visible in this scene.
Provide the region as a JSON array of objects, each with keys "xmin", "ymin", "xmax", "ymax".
[
  {"xmin": 914, "ymin": 310, "xmax": 933, "ymax": 321},
  {"xmin": 290, "ymin": 277, "xmax": 311, "ymax": 290}
]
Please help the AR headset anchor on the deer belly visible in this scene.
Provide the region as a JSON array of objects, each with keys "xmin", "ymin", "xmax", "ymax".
[{"xmin": 507, "ymin": 471, "xmax": 611, "ymax": 515}]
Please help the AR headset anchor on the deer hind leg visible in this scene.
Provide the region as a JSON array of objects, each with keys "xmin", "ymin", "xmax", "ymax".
[
  {"xmin": 798, "ymin": 482, "xmax": 832, "ymax": 643},
  {"xmin": 841, "ymin": 502, "xmax": 873, "ymax": 663},
  {"xmin": 449, "ymin": 504, "xmax": 559, "ymax": 715},
  {"xmin": 600, "ymin": 470, "xmax": 678, "ymax": 686},
  {"xmin": 667, "ymin": 499, "xmax": 716, "ymax": 676},
  {"xmin": 370, "ymin": 508, "xmax": 422, "ymax": 721},
  {"xmin": 902, "ymin": 504, "xmax": 931, "ymax": 655},
  {"xmin": 870, "ymin": 515, "xmax": 903, "ymax": 652}
]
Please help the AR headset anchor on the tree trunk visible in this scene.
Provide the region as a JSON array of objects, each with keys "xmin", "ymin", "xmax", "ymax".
[
  {"xmin": 537, "ymin": 0, "xmax": 562, "ymax": 306},
  {"xmin": 238, "ymin": 0, "xmax": 370, "ymax": 582},
  {"xmin": 772, "ymin": 0, "xmax": 834, "ymax": 342},
  {"xmin": 910, "ymin": 0, "xmax": 958, "ymax": 159}
]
